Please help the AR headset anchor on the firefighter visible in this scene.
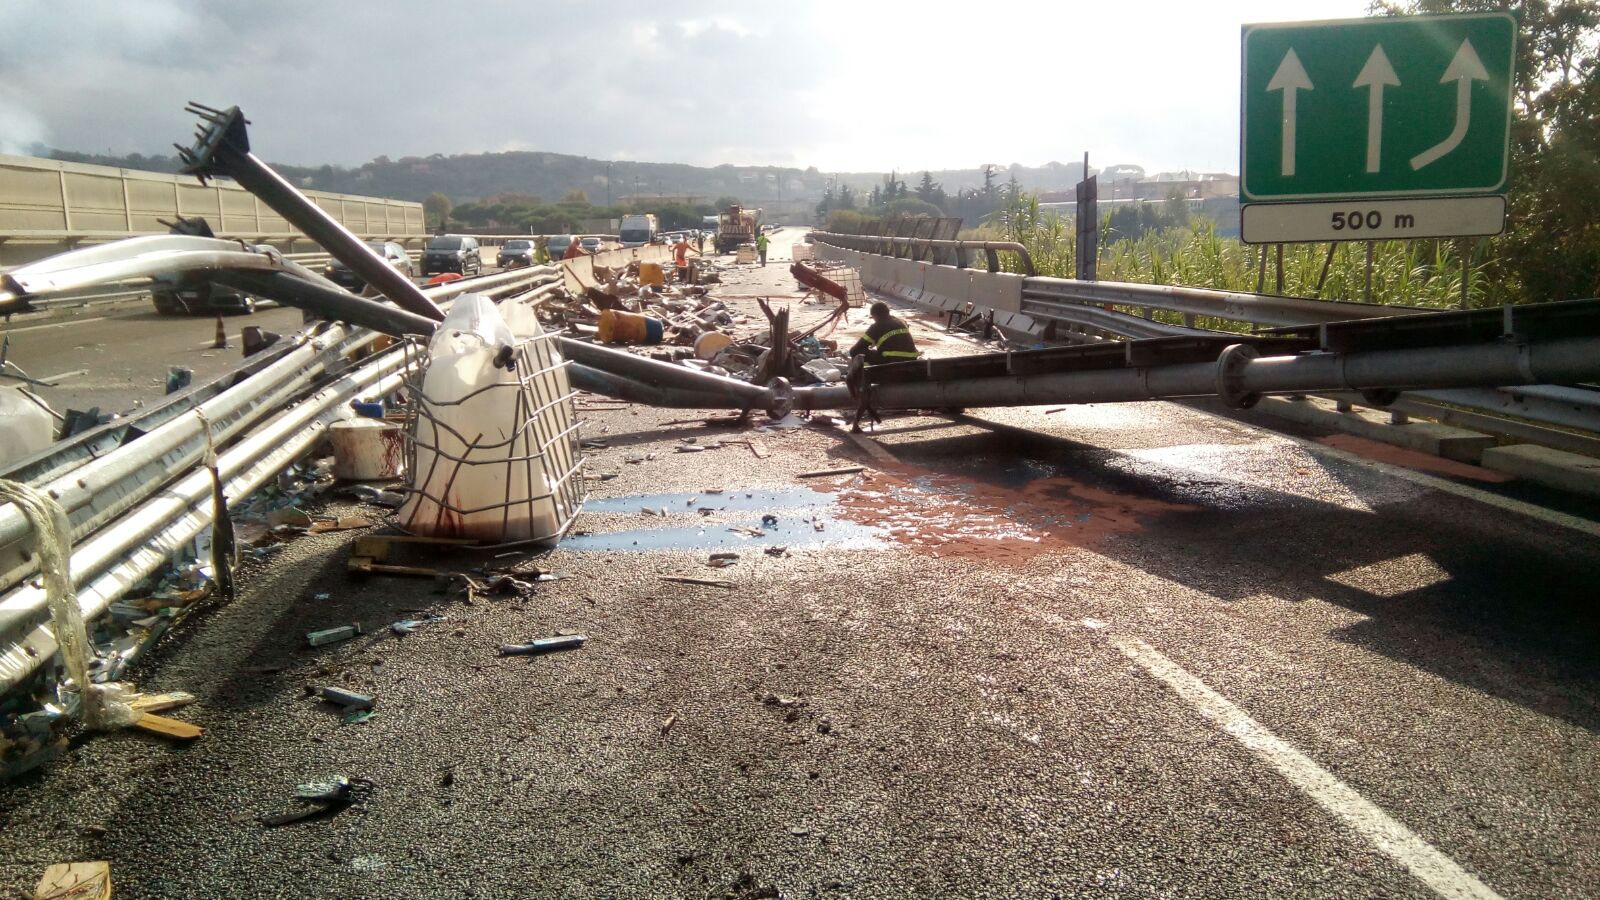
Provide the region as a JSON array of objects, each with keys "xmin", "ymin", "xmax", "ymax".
[{"xmin": 849, "ymin": 301, "xmax": 919, "ymax": 365}]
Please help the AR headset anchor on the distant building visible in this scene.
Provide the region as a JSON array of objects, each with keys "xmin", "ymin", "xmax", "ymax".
[{"xmin": 616, "ymin": 193, "xmax": 706, "ymax": 206}]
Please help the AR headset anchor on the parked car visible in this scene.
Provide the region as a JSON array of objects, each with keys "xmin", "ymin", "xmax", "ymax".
[
  {"xmin": 497, "ymin": 239, "xmax": 537, "ymax": 268},
  {"xmin": 421, "ymin": 234, "xmax": 481, "ymax": 276},
  {"xmin": 325, "ymin": 240, "xmax": 414, "ymax": 290},
  {"xmin": 579, "ymin": 236, "xmax": 604, "ymax": 253},
  {"xmin": 150, "ymin": 270, "xmax": 255, "ymax": 316},
  {"xmin": 546, "ymin": 234, "xmax": 575, "ymax": 259}
]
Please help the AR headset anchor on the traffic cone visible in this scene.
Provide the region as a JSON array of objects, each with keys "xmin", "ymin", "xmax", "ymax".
[{"xmin": 212, "ymin": 315, "xmax": 228, "ymax": 349}]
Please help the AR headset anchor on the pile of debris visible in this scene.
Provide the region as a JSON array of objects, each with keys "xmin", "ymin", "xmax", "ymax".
[{"xmin": 537, "ymin": 257, "xmax": 858, "ymax": 388}]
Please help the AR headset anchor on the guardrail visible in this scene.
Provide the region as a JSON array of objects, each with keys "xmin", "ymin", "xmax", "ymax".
[
  {"xmin": 808, "ymin": 233, "xmax": 1600, "ymax": 454},
  {"xmin": 808, "ymin": 231, "xmax": 1035, "ymax": 275},
  {"xmin": 9, "ymin": 249, "xmax": 426, "ymax": 315},
  {"xmin": 1020, "ymin": 276, "xmax": 1427, "ymax": 330},
  {"xmin": 0, "ymin": 265, "xmax": 563, "ymax": 693}
]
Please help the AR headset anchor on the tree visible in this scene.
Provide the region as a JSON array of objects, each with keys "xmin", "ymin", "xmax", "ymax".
[
  {"xmin": 422, "ymin": 192, "xmax": 452, "ymax": 230},
  {"xmin": 816, "ymin": 183, "xmax": 835, "ymax": 219},
  {"xmin": 1376, "ymin": 0, "xmax": 1600, "ymax": 300},
  {"xmin": 561, "ymin": 189, "xmax": 590, "ymax": 205},
  {"xmin": 880, "ymin": 198, "xmax": 944, "ymax": 219},
  {"xmin": 917, "ymin": 171, "xmax": 937, "ymax": 201},
  {"xmin": 982, "ymin": 165, "xmax": 998, "ymax": 203},
  {"xmin": 869, "ymin": 184, "xmax": 882, "ymax": 209},
  {"xmin": 826, "ymin": 209, "xmax": 875, "ymax": 233},
  {"xmin": 838, "ymin": 185, "xmax": 857, "ymax": 209}
]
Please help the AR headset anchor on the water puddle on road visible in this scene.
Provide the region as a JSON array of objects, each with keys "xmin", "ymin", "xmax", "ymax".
[
  {"xmin": 569, "ymin": 455, "xmax": 1197, "ymax": 564},
  {"xmin": 567, "ymin": 488, "xmax": 883, "ymax": 552}
]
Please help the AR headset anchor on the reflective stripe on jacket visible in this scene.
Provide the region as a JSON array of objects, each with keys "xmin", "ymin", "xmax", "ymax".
[{"xmin": 849, "ymin": 316, "xmax": 919, "ymax": 364}]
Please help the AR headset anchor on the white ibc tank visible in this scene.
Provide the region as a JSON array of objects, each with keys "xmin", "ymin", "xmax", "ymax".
[
  {"xmin": 0, "ymin": 388, "xmax": 56, "ymax": 470},
  {"xmin": 398, "ymin": 294, "xmax": 581, "ymax": 544}
]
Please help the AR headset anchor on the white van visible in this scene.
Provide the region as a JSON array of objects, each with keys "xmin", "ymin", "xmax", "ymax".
[{"xmin": 619, "ymin": 213, "xmax": 658, "ymax": 247}]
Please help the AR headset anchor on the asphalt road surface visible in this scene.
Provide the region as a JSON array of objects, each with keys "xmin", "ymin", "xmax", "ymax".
[{"xmin": 0, "ymin": 242, "xmax": 1596, "ymax": 898}]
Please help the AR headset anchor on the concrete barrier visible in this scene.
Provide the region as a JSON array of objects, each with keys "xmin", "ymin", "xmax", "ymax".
[
  {"xmin": 1480, "ymin": 444, "xmax": 1600, "ymax": 497},
  {"xmin": 561, "ymin": 243, "xmax": 673, "ymax": 294}
]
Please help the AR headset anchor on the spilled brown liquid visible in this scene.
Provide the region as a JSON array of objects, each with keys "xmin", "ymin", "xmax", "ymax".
[{"xmin": 831, "ymin": 462, "xmax": 1199, "ymax": 565}]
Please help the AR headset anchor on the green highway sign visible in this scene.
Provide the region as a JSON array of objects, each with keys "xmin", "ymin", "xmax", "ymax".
[{"xmin": 1241, "ymin": 12, "xmax": 1517, "ymax": 204}]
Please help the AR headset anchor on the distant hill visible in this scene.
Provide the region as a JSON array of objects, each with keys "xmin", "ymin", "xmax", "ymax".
[{"xmin": 41, "ymin": 146, "xmax": 1101, "ymax": 210}]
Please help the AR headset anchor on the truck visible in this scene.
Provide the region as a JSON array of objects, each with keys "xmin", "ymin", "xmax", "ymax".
[
  {"xmin": 619, "ymin": 213, "xmax": 658, "ymax": 248},
  {"xmin": 715, "ymin": 205, "xmax": 761, "ymax": 253}
]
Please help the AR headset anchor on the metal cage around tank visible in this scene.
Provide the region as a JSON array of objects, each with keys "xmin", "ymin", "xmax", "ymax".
[{"xmin": 393, "ymin": 329, "xmax": 587, "ymax": 547}]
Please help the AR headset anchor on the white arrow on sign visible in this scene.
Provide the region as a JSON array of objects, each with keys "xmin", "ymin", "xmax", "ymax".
[
  {"xmin": 1267, "ymin": 49, "xmax": 1314, "ymax": 177},
  {"xmin": 1353, "ymin": 45, "xmax": 1400, "ymax": 173},
  {"xmin": 1410, "ymin": 38, "xmax": 1490, "ymax": 170}
]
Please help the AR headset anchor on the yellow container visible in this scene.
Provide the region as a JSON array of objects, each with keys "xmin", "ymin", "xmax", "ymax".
[
  {"xmin": 639, "ymin": 262, "xmax": 665, "ymax": 286},
  {"xmin": 597, "ymin": 308, "xmax": 665, "ymax": 345}
]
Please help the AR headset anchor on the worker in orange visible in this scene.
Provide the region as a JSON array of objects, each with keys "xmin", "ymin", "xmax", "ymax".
[
  {"xmin": 562, "ymin": 238, "xmax": 586, "ymax": 260},
  {"xmin": 673, "ymin": 234, "xmax": 693, "ymax": 282},
  {"xmin": 849, "ymin": 301, "xmax": 919, "ymax": 365}
]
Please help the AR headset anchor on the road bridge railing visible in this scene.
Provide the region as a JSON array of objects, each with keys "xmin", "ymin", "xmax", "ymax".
[{"xmin": 808, "ymin": 232, "xmax": 1600, "ymax": 451}]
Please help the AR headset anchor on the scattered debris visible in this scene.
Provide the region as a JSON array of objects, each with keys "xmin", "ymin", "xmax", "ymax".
[
  {"xmin": 307, "ymin": 624, "xmax": 362, "ymax": 647},
  {"xmin": 342, "ymin": 709, "xmax": 376, "ymax": 726},
  {"xmin": 348, "ymin": 534, "xmax": 477, "ymax": 577},
  {"xmin": 499, "ymin": 635, "xmax": 588, "ymax": 656},
  {"xmin": 708, "ymin": 552, "xmax": 740, "ymax": 568},
  {"xmin": 339, "ymin": 485, "xmax": 406, "ymax": 508},
  {"xmin": 484, "ymin": 575, "xmax": 534, "ymax": 596},
  {"xmin": 130, "ymin": 712, "xmax": 203, "ymax": 741},
  {"xmin": 307, "ymin": 516, "xmax": 372, "ymax": 534},
  {"xmin": 761, "ymin": 514, "xmax": 779, "ymax": 528},
  {"xmin": 660, "ymin": 713, "xmax": 678, "ymax": 736},
  {"xmin": 764, "ymin": 546, "xmax": 788, "ymax": 557},
  {"xmin": 797, "ymin": 466, "xmax": 866, "ymax": 479},
  {"xmin": 127, "ymin": 690, "xmax": 196, "ymax": 715},
  {"xmin": 33, "ymin": 861, "xmax": 112, "ymax": 900},
  {"xmin": 317, "ymin": 686, "xmax": 375, "ymax": 710},
  {"xmin": 390, "ymin": 614, "xmax": 447, "ymax": 635},
  {"xmin": 660, "ymin": 575, "xmax": 735, "ymax": 589},
  {"xmin": 261, "ymin": 776, "xmax": 374, "ymax": 827}
]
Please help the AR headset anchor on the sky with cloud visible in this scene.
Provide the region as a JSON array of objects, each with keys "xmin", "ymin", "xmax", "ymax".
[{"xmin": 1, "ymin": 0, "xmax": 1371, "ymax": 174}]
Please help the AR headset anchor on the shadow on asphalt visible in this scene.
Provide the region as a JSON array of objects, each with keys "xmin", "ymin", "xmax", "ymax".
[{"xmin": 861, "ymin": 418, "xmax": 1600, "ymax": 735}]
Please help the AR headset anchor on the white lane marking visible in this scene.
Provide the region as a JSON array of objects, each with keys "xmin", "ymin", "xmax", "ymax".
[
  {"xmin": 1, "ymin": 316, "xmax": 108, "ymax": 334},
  {"xmin": 1290, "ymin": 434, "xmax": 1600, "ymax": 539},
  {"xmin": 1111, "ymin": 633, "xmax": 1503, "ymax": 900}
]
